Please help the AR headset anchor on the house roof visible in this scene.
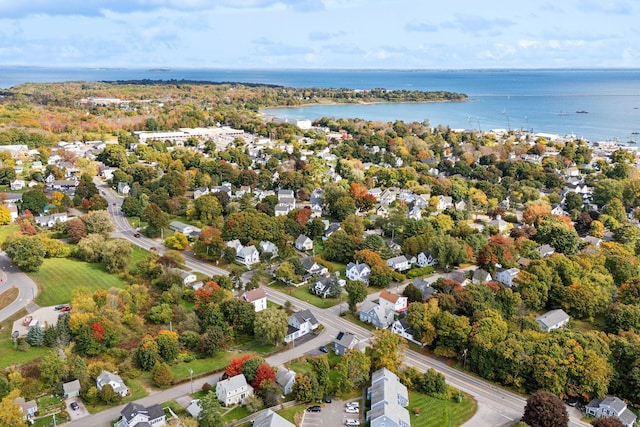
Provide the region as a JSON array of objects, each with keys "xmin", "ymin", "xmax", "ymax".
[
  {"xmin": 295, "ymin": 234, "xmax": 311, "ymax": 245},
  {"xmin": 218, "ymin": 374, "xmax": 249, "ymax": 393},
  {"xmin": 120, "ymin": 402, "xmax": 164, "ymax": 423},
  {"xmin": 239, "ymin": 287, "xmax": 267, "ymax": 302},
  {"xmin": 472, "ymin": 269, "xmax": 491, "ymax": 282},
  {"xmin": 536, "ymin": 309, "xmax": 570, "ymax": 330},
  {"xmin": 346, "ymin": 262, "xmax": 370, "ymax": 274},
  {"xmin": 379, "ymin": 290, "xmax": 400, "ymax": 304},
  {"xmin": 275, "ymin": 367, "xmax": 296, "ymax": 388},
  {"xmin": 335, "ymin": 331, "xmax": 359, "ymax": 349},
  {"xmin": 253, "ymin": 409, "xmax": 296, "ymax": 427},
  {"xmin": 289, "ymin": 309, "xmax": 318, "ymax": 326},
  {"xmin": 63, "ymin": 379, "xmax": 81, "ymax": 395}
]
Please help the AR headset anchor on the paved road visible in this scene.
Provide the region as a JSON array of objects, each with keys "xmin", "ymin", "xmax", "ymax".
[
  {"xmin": 85, "ymin": 179, "xmax": 590, "ymax": 427},
  {"xmin": 0, "ymin": 251, "xmax": 40, "ymax": 322}
]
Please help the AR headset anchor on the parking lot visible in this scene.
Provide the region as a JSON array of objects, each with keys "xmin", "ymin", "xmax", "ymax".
[{"xmin": 302, "ymin": 398, "xmax": 362, "ymax": 427}]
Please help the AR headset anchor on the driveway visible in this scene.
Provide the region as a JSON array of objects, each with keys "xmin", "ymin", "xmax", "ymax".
[{"xmin": 66, "ymin": 398, "xmax": 89, "ymax": 421}]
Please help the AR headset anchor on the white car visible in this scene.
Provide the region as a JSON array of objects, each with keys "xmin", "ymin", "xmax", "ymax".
[
  {"xmin": 345, "ymin": 419, "xmax": 360, "ymax": 426},
  {"xmin": 345, "ymin": 401, "xmax": 359, "ymax": 408},
  {"xmin": 345, "ymin": 407, "xmax": 359, "ymax": 414}
]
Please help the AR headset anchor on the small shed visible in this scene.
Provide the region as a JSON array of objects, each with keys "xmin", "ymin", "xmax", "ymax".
[{"xmin": 63, "ymin": 379, "xmax": 81, "ymax": 399}]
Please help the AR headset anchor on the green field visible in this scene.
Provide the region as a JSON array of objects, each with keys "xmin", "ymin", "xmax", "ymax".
[
  {"xmin": 0, "ymin": 224, "xmax": 19, "ymax": 244},
  {"xmin": 171, "ymin": 353, "xmax": 234, "ymax": 381},
  {"xmin": 408, "ymin": 390, "xmax": 477, "ymax": 427},
  {"xmin": 0, "ymin": 309, "xmax": 52, "ymax": 369},
  {"xmin": 29, "ymin": 258, "xmax": 127, "ymax": 306},
  {"xmin": 222, "ymin": 405, "xmax": 252, "ymax": 423}
]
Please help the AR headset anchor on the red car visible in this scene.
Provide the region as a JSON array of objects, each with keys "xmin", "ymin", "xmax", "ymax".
[{"xmin": 60, "ymin": 306, "xmax": 71, "ymax": 313}]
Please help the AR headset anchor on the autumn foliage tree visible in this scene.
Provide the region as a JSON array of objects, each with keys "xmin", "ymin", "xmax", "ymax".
[
  {"xmin": 225, "ymin": 354, "xmax": 255, "ymax": 377},
  {"xmin": 252, "ymin": 363, "xmax": 275, "ymax": 391},
  {"xmin": 522, "ymin": 391, "xmax": 568, "ymax": 427}
]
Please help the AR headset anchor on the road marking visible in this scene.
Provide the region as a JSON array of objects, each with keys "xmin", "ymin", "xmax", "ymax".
[{"xmin": 500, "ymin": 413, "xmax": 515, "ymax": 421}]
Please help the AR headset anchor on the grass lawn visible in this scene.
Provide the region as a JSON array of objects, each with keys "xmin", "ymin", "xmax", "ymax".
[
  {"xmin": 277, "ymin": 403, "xmax": 306, "ymax": 424},
  {"xmin": 29, "ymin": 258, "xmax": 127, "ymax": 306},
  {"xmin": 0, "ymin": 309, "xmax": 51, "ymax": 369},
  {"xmin": 269, "ymin": 282, "xmax": 340, "ymax": 309},
  {"xmin": 222, "ymin": 405, "xmax": 252, "ymax": 423},
  {"xmin": 341, "ymin": 310, "xmax": 377, "ymax": 331},
  {"xmin": 408, "ymin": 390, "xmax": 477, "ymax": 427},
  {"xmin": 128, "ymin": 245, "xmax": 150, "ymax": 274},
  {"xmin": 171, "ymin": 353, "xmax": 235, "ymax": 381},
  {"xmin": 316, "ymin": 258, "xmax": 347, "ymax": 277},
  {"xmin": 33, "ymin": 414, "xmax": 66, "ymax": 427},
  {"xmin": 0, "ymin": 224, "xmax": 19, "ymax": 244},
  {"xmin": 36, "ymin": 394, "xmax": 63, "ymax": 415},
  {"xmin": 0, "ymin": 287, "xmax": 19, "ymax": 310}
]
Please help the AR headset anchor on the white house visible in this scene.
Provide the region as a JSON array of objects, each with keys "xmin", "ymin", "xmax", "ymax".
[
  {"xmin": 586, "ymin": 396, "xmax": 637, "ymax": 427},
  {"xmin": 536, "ymin": 309, "xmax": 570, "ymax": 332},
  {"xmin": 238, "ymin": 287, "xmax": 268, "ymax": 312},
  {"xmin": 437, "ymin": 195, "xmax": 453, "ymax": 211},
  {"xmin": 10, "ymin": 179, "xmax": 25, "ymax": 191},
  {"xmin": 379, "ymin": 290, "xmax": 408, "ymax": 313},
  {"xmin": 386, "ymin": 255, "xmax": 410, "ymax": 272},
  {"xmin": 63, "ymin": 380, "xmax": 81, "ymax": 399},
  {"xmin": 284, "ymin": 309, "xmax": 319, "ymax": 343},
  {"xmin": 14, "ymin": 397, "xmax": 37, "ymax": 421},
  {"xmin": 216, "ymin": 374, "xmax": 253, "ymax": 406},
  {"xmin": 494, "ymin": 268, "xmax": 520, "ymax": 288},
  {"xmin": 173, "ymin": 268, "xmax": 197, "ymax": 286},
  {"xmin": 295, "ymin": 234, "xmax": 313, "ymax": 252},
  {"xmin": 391, "ymin": 318, "xmax": 417, "ymax": 343},
  {"xmin": 301, "ymin": 257, "xmax": 329, "ymax": 277},
  {"xmin": 236, "ymin": 245, "xmax": 260, "ymax": 267},
  {"xmin": 117, "ymin": 182, "xmax": 131, "ymax": 195},
  {"xmin": 34, "ymin": 212, "xmax": 70, "ymax": 228},
  {"xmin": 275, "ymin": 367, "xmax": 296, "ymax": 395},
  {"xmin": 96, "ymin": 370, "xmax": 129, "ymax": 397},
  {"xmin": 169, "ymin": 221, "xmax": 197, "ymax": 236},
  {"xmin": 346, "ymin": 262, "xmax": 371, "ymax": 284},
  {"xmin": 416, "ymin": 251, "xmax": 437, "ymax": 267},
  {"xmin": 472, "ymin": 269, "xmax": 492, "ymax": 284},
  {"xmin": 259, "ymin": 241, "xmax": 278, "ymax": 258},
  {"xmin": 115, "ymin": 402, "xmax": 166, "ymax": 427}
]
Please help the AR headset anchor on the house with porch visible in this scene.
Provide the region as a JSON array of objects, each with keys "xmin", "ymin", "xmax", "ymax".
[
  {"xmin": 216, "ymin": 374, "xmax": 253, "ymax": 406},
  {"xmin": 115, "ymin": 402, "xmax": 166, "ymax": 427}
]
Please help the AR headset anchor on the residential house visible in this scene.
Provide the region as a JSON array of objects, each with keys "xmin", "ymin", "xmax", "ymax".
[
  {"xmin": 586, "ymin": 396, "xmax": 637, "ymax": 427},
  {"xmin": 472, "ymin": 269, "xmax": 492, "ymax": 284},
  {"xmin": 412, "ymin": 278, "xmax": 436, "ymax": 301},
  {"xmin": 216, "ymin": 374, "xmax": 253, "ymax": 406},
  {"xmin": 284, "ymin": 309, "xmax": 319, "ymax": 343},
  {"xmin": 63, "ymin": 379, "xmax": 81, "ymax": 399},
  {"xmin": 494, "ymin": 268, "xmax": 520, "ymax": 288},
  {"xmin": 115, "ymin": 402, "xmax": 166, "ymax": 427},
  {"xmin": 346, "ymin": 262, "xmax": 371, "ymax": 284},
  {"xmin": 334, "ymin": 331, "xmax": 361, "ymax": 356},
  {"xmin": 117, "ymin": 182, "xmax": 131, "ymax": 195},
  {"xmin": 15, "ymin": 397, "xmax": 38, "ymax": 421},
  {"xmin": 238, "ymin": 287, "xmax": 268, "ymax": 312},
  {"xmin": 436, "ymin": 195, "xmax": 453, "ymax": 211},
  {"xmin": 416, "ymin": 251, "xmax": 437, "ymax": 267},
  {"xmin": 295, "ymin": 234, "xmax": 313, "ymax": 252},
  {"xmin": 185, "ymin": 400, "xmax": 202, "ymax": 419},
  {"xmin": 172, "ymin": 268, "xmax": 197, "ymax": 286},
  {"xmin": 387, "ymin": 255, "xmax": 411, "ymax": 272},
  {"xmin": 311, "ymin": 276, "xmax": 340, "ymax": 298},
  {"xmin": 323, "ymin": 222, "xmax": 341, "ymax": 240},
  {"xmin": 537, "ymin": 244, "xmax": 556, "ymax": 258},
  {"xmin": 379, "ymin": 290, "xmax": 408, "ymax": 314},
  {"xmin": 96, "ymin": 370, "xmax": 129, "ymax": 397},
  {"xmin": 193, "ymin": 186, "xmax": 210, "ymax": 199},
  {"xmin": 169, "ymin": 221, "xmax": 198, "ymax": 236},
  {"xmin": 252, "ymin": 409, "xmax": 296, "ymax": 427},
  {"xmin": 275, "ymin": 367, "xmax": 296, "ymax": 395},
  {"xmin": 443, "ymin": 271, "xmax": 471, "ymax": 287},
  {"xmin": 391, "ymin": 318, "xmax": 417, "ymax": 343},
  {"xmin": 259, "ymin": 241, "xmax": 279, "ymax": 258},
  {"xmin": 536, "ymin": 309, "xmax": 570, "ymax": 332},
  {"xmin": 274, "ymin": 203, "xmax": 292, "ymax": 217},
  {"xmin": 10, "ymin": 179, "xmax": 25, "ymax": 191},
  {"xmin": 489, "ymin": 215, "xmax": 509, "ymax": 233},
  {"xmin": 301, "ymin": 257, "xmax": 329, "ymax": 277},
  {"xmin": 359, "ymin": 301, "xmax": 395, "ymax": 329},
  {"xmin": 366, "ymin": 368, "xmax": 411, "ymax": 427},
  {"xmin": 34, "ymin": 212, "xmax": 70, "ymax": 228},
  {"xmin": 407, "ymin": 205, "xmax": 422, "ymax": 220},
  {"xmin": 236, "ymin": 245, "xmax": 260, "ymax": 267}
]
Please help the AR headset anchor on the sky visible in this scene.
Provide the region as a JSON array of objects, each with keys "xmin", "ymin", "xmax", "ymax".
[{"xmin": 0, "ymin": 0, "xmax": 637, "ymax": 69}]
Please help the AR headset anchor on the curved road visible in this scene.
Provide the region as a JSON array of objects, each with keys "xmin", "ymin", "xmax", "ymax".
[
  {"xmin": 90, "ymin": 179, "xmax": 589, "ymax": 427},
  {"xmin": 0, "ymin": 251, "xmax": 39, "ymax": 322}
]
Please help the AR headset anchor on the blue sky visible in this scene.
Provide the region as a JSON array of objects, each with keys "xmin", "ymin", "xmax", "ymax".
[{"xmin": 0, "ymin": 0, "xmax": 637, "ymax": 69}]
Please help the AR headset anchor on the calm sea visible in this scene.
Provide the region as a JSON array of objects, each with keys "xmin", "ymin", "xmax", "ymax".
[{"xmin": 1, "ymin": 67, "xmax": 639, "ymax": 143}]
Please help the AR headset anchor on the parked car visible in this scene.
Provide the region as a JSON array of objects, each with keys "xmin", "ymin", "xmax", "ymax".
[
  {"xmin": 22, "ymin": 316, "xmax": 32, "ymax": 326},
  {"xmin": 133, "ymin": 233, "xmax": 141, "ymax": 238},
  {"xmin": 324, "ymin": 396, "xmax": 332, "ymax": 403},
  {"xmin": 307, "ymin": 406, "xmax": 321, "ymax": 413},
  {"xmin": 345, "ymin": 407, "xmax": 359, "ymax": 414},
  {"xmin": 345, "ymin": 402, "xmax": 359, "ymax": 408},
  {"xmin": 54, "ymin": 304, "xmax": 66, "ymax": 310},
  {"xmin": 319, "ymin": 346, "xmax": 329, "ymax": 353},
  {"xmin": 60, "ymin": 306, "xmax": 71, "ymax": 313},
  {"xmin": 70, "ymin": 402, "xmax": 79, "ymax": 410},
  {"xmin": 345, "ymin": 419, "xmax": 360, "ymax": 426}
]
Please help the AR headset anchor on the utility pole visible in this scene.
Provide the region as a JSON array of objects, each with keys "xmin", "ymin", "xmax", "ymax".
[{"xmin": 189, "ymin": 368, "xmax": 194, "ymax": 394}]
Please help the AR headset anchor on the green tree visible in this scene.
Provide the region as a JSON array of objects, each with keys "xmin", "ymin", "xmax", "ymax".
[
  {"xmin": 141, "ymin": 202, "xmax": 169, "ymax": 237},
  {"xmin": 254, "ymin": 308, "xmax": 288, "ymax": 345},
  {"xmin": 135, "ymin": 335, "xmax": 160, "ymax": 371},
  {"xmin": 198, "ymin": 391, "xmax": 224, "ymax": 424},
  {"xmin": 100, "ymin": 383, "xmax": 121, "ymax": 405},
  {"xmin": 151, "ymin": 361, "xmax": 174, "ymax": 387},
  {"xmin": 26, "ymin": 324, "xmax": 45, "ymax": 346},
  {"xmin": 193, "ymin": 227, "xmax": 225, "ymax": 261},
  {"xmin": 0, "ymin": 389, "xmax": 28, "ymax": 427},
  {"xmin": 292, "ymin": 374, "xmax": 314, "ymax": 403},
  {"xmin": 324, "ymin": 230, "xmax": 359, "ymax": 263},
  {"xmin": 19, "ymin": 188, "xmax": 48, "ymax": 214},
  {"xmin": 3, "ymin": 235, "xmax": 45, "ymax": 272},
  {"xmin": 76, "ymin": 233, "xmax": 106, "ymax": 263},
  {"xmin": 332, "ymin": 195, "xmax": 357, "ymax": 220},
  {"xmin": 346, "ymin": 280, "xmax": 367, "ymax": 311},
  {"xmin": 337, "ymin": 349, "xmax": 371, "ymax": 389},
  {"xmin": 536, "ymin": 219, "xmax": 579, "ymax": 255},
  {"xmin": 147, "ymin": 303, "xmax": 174, "ymax": 324},
  {"xmin": 242, "ymin": 356, "xmax": 266, "ymax": 384},
  {"xmin": 369, "ymin": 329, "xmax": 407, "ymax": 374},
  {"xmin": 84, "ymin": 210, "xmax": 115, "ymax": 235},
  {"xmin": 341, "ymin": 214, "xmax": 365, "ymax": 237},
  {"xmin": 156, "ymin": 331, "xmax": 180, "ymax": 363},
  {"xmin": 101, "ymin": 238, "xmax": 132, "ymax": 273},
  {"xmin": 165, "ymin": 232, "xmax": 189, "ymax": 250},
  {"xmin": 39, "ymin": 351, "xmax": 66, "ymax": 388},
  {"xmin": 275, "ymin": 261, "xmax": 301, "ymax": 284}
]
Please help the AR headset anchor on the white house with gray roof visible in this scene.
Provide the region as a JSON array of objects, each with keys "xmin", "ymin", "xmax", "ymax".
[
  {"xmin": 284, "ymin": 309, "xmax": 319, "ymax": 343},
  {"xmin": 366, "ymin": 368, "xmax": 411, "ymax": 427},
  {"xmin": 253, "ymin": 409, "xmax": 295, "ymax": 427},
  {"xmin": 586, "ymin": 396, "xmax": 637, "ymax": 427},
  {"xmin": 536, "ymin": 309, "xmax": 570, "ymax": 332},
  {"xmin": 216, "ymin": 374, "xmax": 253, "ymax": 406},
  {"xmin": 96, "ymin": 370, "xmax": 129, "ymax": 397},
  {"xmin": 346, "ymin": 262, "xmax": 371, "ymax": 284},
  {"xmin": 275, "ymin": 367, "xmax": 296, "ymax": 395}
]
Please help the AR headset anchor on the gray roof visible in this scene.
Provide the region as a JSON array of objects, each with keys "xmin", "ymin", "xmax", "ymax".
[
  {"xmin": 253, "ymin": 409, "xmax": 295, "ymax": 427},
  {"xmin": 600, "ymin": 396, "xmax": 628, "ymax": 415},
  {"xmin": 63, "ymin": 379, "xmax": 81, "ymax": 395},
  {"xmin": 472, "ymin": 268, "xmax": 491, "ymax": 282},
  {"xmin": 120, "ymin": 402, "xmax": 165, "ymax": 423},
  {"xmin": 218, "ymin": 374, "xmax": 249, "ymax": 393},
  {"xmin": 536, "ymin": 309, "xmax": 570, "ymax": 330},
  {"xmin": 335, "ymin": 331, "xmax": 359, "ymax": 349},
  {"xmin": 97, "ymin": 370, "xmax": 127, "ymax": 394},
  {"xmin": 368, "ymin": 368, "xmax": 411, "ymax": 427},
  {"xmin": 290, "ymin": 309, "xmax": 318, "ymax": 327},
  {"xmin": 275, "ymin": 367, "xmax": 296, "ymax": 388},
  {"xmin": 295, "ymin": 234, "xmax": 311, "ymax": 246}
]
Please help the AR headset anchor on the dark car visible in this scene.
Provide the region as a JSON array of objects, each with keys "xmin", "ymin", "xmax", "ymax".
[
  {"xmin": 319, "ymin": 346, "xmax": 329, "ymax": 353},
  {"xmin": 133, "ymin": 233, "xmax": 141, "ymax": 238},
  {"xmin": 307, "ymin": 405, "xmax": 321, "ymax": 412},
  {"xmin": 54, "ymin": 304, "xmax": 66, "ymax": 310},
  {"xmin": 324, "ymin": 396, "xmax": 332, "ymax": 403},
  {"xmin": 70, "ymin": 401, "xmax": 79, "ymax": 410}
]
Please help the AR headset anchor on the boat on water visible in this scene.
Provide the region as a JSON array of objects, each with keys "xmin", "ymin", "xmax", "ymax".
[{"xmin": 576, "ymin": 110, "xmax": 588, "ymax": 114}]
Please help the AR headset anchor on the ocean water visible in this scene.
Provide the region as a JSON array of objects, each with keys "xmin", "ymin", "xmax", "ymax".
[{"xmin": 1, "ymin": 67, "xmax": 639, "ymax": 142}]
